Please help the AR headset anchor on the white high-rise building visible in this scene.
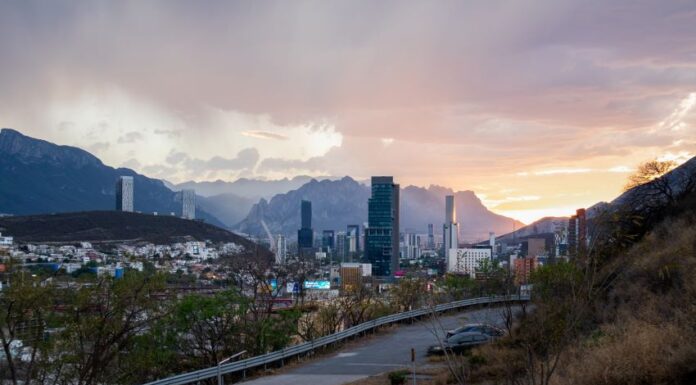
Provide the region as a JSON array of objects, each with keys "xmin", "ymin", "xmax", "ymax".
[
  {"xmin": 443, "ymin": 195, "xmax": 459, "ymax": 260},
  {"xmin": 116, "ymin": 176, "xmax": 134, "ymax": 212},
  {"xmin": 182, "ymin": 189, "xmax": 196, "ymax": 220},
  {"xmin": 447, "ymin": 248, "xmax": 492, "ymax": 277},
  {"xmin": 275, "ymin": 235, "xmax": 287, "ymax": 264}
]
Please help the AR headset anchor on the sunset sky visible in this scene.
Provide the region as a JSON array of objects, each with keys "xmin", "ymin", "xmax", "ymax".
[{"xmin": 2, "ymin": 1, "xmax": 696, "ymax": 224}]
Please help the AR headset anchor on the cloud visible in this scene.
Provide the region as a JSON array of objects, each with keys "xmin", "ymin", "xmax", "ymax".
[
  {"xmin": 607, "ymin": 166, "xmax": 633, "ymax": 173},
  {"xmin": 117, "ymin": 131, "xmax": 144, "ymax": 144},
  {"xmin": 517, "ymin": 168, "xmax": 593, "ymax": 176},
  {"xmin": 184, "ymin": 148, "xmax": 260, "ymax": 172},
  {"xmin": 166, "ymin": 151, "xmax": 187, "ymax": 165},
  {"xmin": 241, "ymin": 131, "xmax": 288, "ymax": 140},
  {"xmin": 1, "ymin": 1, "xmax": 696, "ymax": 222},
  {"xmin": 658, "ymin": 92, "xmax": 696, "ymax": 131},
  {"xmin": 257, "ymin": 155, "xmax": 327, "ymax": 174},
  {"xmin": 87, "ymin": 141, "xmax": 109, "ymax": 152},
  {"xmin": 120, "ymin": 158, "xmax": 141, "ymax": 170}
]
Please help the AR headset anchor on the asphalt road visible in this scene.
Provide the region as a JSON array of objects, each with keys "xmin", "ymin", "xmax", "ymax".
[{"xmin": 240, "ymin": 306, "xmax": 512, "ymax": 385}]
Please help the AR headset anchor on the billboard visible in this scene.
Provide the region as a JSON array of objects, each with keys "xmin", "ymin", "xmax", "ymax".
[{"xmin": 303, "ymin": 280, "xmax": 330, "ymax": 290}]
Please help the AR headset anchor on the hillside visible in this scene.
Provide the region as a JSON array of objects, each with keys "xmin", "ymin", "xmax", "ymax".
[
  {"xmin": 0, "ymin": 211, "xmax": 260, "ymax": 247},
  {"xmin": 236, "ymin": 177, "xmax": 524, "ymax": 242},
  {"xmin": 496, "ymin": 216, "xmax": 568, "ymax": 243},
  {"xmin": 0, "ymin": 128, "xmax": 225, "ymax": 227}
]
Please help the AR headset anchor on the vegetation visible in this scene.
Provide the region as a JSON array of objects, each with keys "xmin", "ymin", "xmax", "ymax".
[{"xmin": 0, "ymin": 210, "xmax": 261, "ymax": 247}]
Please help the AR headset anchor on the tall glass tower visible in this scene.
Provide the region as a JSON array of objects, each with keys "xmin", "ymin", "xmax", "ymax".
[
  {"xmin": 298, "ymin": 200, "xmax": 313, "ymax": 249},
  {"xmin": 365, "ymin": 176, "xmax": 400, "ymax": 277}
]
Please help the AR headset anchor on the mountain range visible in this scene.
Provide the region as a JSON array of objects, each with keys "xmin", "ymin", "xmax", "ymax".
[
  {"xmin": 0, "ymin": 128, "xmax": 523, "ymax": 241},
  {"xmin": 0, "ymin": 128, "xmax": 225, "ymax": 227},
  {"xmin": 237, "ymin": 177, "xmax": 524, "ymax": 242}
]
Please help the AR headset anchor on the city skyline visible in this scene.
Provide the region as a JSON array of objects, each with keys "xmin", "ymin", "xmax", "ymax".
[{"xmin": 2, "ymin": 1, "xmax": 696, "ymax": 224}]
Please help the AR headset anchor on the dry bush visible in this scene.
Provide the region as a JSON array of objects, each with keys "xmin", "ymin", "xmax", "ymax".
[
  {"xmin": 554, "ymin": 318, "xmax": 696, "ymax": 385},
  {"xmin": 552, "ymin": 212, "xmax": 696, "ymax": 385}
]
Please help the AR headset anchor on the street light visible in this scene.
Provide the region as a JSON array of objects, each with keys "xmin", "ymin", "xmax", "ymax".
[{"xmin": 217, "ymin": 350, "xmax": 246, "ymax": 385}]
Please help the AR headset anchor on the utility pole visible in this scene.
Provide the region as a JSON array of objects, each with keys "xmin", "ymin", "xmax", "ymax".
[{"xmin": 411, "ymin": 347, "xmax": 417, "ymax": 385}]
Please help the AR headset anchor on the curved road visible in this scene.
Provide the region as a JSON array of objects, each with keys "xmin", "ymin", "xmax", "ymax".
[{"xmin": 241, "ymin": 306, "xmax": 512, "ymax": 385}]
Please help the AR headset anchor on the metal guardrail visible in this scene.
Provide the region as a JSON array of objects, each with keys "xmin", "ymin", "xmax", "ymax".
[{"xmin": 143, "ymin": 294, "xmax": 529, "ymax": 385}]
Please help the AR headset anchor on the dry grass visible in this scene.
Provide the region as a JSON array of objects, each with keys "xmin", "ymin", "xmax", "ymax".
[
  {"xmin": 471, "ymin": 211, "xmax": 696, "ymax": 385},
  {"xmin": 555, "ymin": 319, "xmax": 696, "ymax": 385}
]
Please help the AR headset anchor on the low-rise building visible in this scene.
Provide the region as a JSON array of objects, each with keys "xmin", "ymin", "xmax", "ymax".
[{"xmin": 447, "ymin": 248, "xmax": 492, "ymax": 277}]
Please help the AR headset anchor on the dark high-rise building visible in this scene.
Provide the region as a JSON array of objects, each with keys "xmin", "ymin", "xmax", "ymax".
[
  {"xmin": 427, "ymin": 223, "xmax": 435, "ymax": 249},
  {"xmin": 298, "ymin": 200, "xmax": 314, "ymax": 250},
  {"xmin": 322, "ymin": 230, "xmax": 335, "ymax": 253},
  {"xmin": 365, "ymin": 176, "xmax": 400, "ymax": 277},
  {"xmin": 301, "ymin": 200, "xmax": 312, "ymax": 229},
  {"xmin": 567, "ymin": 208, "xmax": 587, "ymax": 256}
]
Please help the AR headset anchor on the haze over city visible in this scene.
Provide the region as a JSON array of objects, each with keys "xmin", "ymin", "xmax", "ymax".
[{"xmin": 2, "ymin": 1, "xmax": 696, "ymax": 223}]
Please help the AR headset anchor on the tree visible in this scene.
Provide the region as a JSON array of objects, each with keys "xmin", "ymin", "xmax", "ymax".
[
  {"xmin": 390, "ymin": 277, "xmax": 427, "ymax": 311},
  {"xmin": 0, "ymin": 271, "xmax": 56, "ymax": 385},
  {"xmin": 168, "ymin": 290, "xmax": 249, "ymax": 369},
  {"xmin": 52, "ymin": 272, "xmax": 167, "ymax": 385},
  {"xmin": 624, "ymin": 159, "xmax": 676, "ymax": 192}
]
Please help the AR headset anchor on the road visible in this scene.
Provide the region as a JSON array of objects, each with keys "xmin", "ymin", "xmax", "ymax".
[{"xmin": 240, "ymin": 306, "xmax": 511, "ymax": 385}]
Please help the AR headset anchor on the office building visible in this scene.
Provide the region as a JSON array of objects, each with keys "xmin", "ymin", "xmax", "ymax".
[
  {"xmin": 403, "ymin": 232, "xmax": 420, "ymax": 259},
  {"xmin": 339, "ymin": 262, "xmax": 373, "ymax": 292},
  {"xmin": 514, "ymin": 256, "xmax": 538, "ymax": 285},
  {"xmin": 443, "ymin": 195, "xmax": 459, "ymax": 258},
  {"xmin": 115, "ymin": 176, "xmax": 134, "ymax": 212},
  {"xmin": 567, "ymin": 208, "xmax": 587, "ymax": 256},
  {"xmin": 365, "ymin": 176, "xmax": 400, "ymax": 277},
  {"xmin": 322, "ymin": 230, "xmax": 335, "ymax": 254},
  {"xmin": 297, "ymin": 200, "xmax": 314, "ymax": 249},
  {"xmin": 347, "ymin": 224, "xmax": 361, "ymax": 256},
  {"xmin": 447, "ymin": 248, "xmax": 492, "ymax": 277},
  {"xmin": 182, "ymin": 189, "xmax": 196, "ymax": 219},
  {"xmin": 427, "ymin": 224, "xmax": 435, "ymax": 249},
  {"xmin": 335, "ymin": 231, "xmax": 347, "ymax": 262}
]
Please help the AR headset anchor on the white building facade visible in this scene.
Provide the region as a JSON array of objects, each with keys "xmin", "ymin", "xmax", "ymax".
[
  {"xmin": 182, "ymin": 189, "xmax": 196, "ymax": 219},
  {"xmin": 443, "ymin": 195, "xmax": 459, "ymax": 257},
  {"xmin": 116, "ymin": 176, "xmax": 134, "ymax": 212},
  {"xmin": 447, "ymin": 248, "xmax": 492, "ymax": 277}
]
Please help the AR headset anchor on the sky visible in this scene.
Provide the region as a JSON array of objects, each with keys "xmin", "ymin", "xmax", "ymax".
[{"xmin": 2, "ymin": 0, "xmax": 696, "ymax": 224}]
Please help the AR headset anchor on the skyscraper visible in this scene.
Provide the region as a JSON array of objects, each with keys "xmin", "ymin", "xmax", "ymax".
[
  {"xmin": 347, "ymin": 224, "xmax": 360, "ymax": 259},
  {"xmin": 365, "ymin": 176, "xmax": 400, "ymax": 277},
  {"xmin": 567, "ymin": 208, "xmax": 587, "ymax": 256},
  {"xmin": 297, "ymin": 200, "xmax": 313, "ymax": 249},
  {"xmin": 182, "ymin": 189, "xmax": 196, "ymax": 219},
  {"xmin": 427, "ymin": 223, "xmax": 435, "ymax": 249},
  {"xmin": 115, "ymin": 176, "xmax": 134, "ymax": 212},
  {"xmin": 335, "ymin": 231, "xmax": 347, "ymax": 262},
  {"xmin": 301, "ymin": 200, "xmax": 311, "ymax": 229},
  {"xmin": 322, "ymin": 230, "xmax": 335, "ymax": 253},
  {"xmin": 443, "ymin": 195, "xmax": 458, "ymax": 257}
]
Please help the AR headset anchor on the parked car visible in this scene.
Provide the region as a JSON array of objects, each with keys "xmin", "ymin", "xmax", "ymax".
[
  {"xmin": 445, "ymin": 323, "xmax": 504, "ymax": 339},
  {"xmin": 427, "ymin": 332, "xmax": 492, "ymax": 356}
]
